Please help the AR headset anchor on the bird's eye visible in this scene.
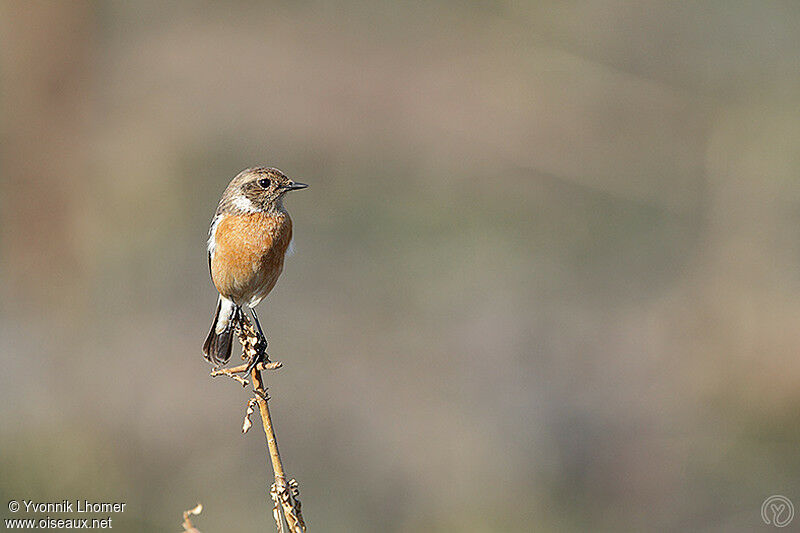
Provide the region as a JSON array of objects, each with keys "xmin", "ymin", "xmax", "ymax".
[{"xmin": 258, "ymin": 178, "xmax": 271, "ymax": 188}]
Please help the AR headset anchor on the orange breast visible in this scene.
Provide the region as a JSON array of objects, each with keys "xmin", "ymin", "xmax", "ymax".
[{"xmin": 211, "ymin": 212, "xmax": 292, "ymax": 305}]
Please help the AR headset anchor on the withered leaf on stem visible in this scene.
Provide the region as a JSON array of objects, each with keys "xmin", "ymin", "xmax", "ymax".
[{"xmin": 242, "ymin": 397, "xmax": 258, "ymax": 434}]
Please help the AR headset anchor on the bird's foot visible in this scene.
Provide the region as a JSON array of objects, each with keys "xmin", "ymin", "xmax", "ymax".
[
  {"xmin": 244, "ymin": 338, "xmax": 268, "ymax": 374},
  {"xmin": 209, "ymin": 313, "xmax": 282, "ymax": 386}
]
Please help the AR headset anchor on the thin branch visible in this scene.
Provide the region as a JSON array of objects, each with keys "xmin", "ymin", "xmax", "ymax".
[
  {"xmin": 210, "ymin": 360, "xmax": 283, "ymax": 376},
  {"xmin": 181, "ymin": 503, "xmax": 203, "ymax": 532},
  {"xmin": 209, "ymin": 367, "xmax": 249, "ymax": 387},
  {"xmin": 216, "ymin": 314, "xmax": 307, "ymax": 532}
]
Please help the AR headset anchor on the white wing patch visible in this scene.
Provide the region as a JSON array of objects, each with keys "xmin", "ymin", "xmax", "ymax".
[{"xmin": 207, "ymin": 216, "xmax": 221, "ymax": 256}]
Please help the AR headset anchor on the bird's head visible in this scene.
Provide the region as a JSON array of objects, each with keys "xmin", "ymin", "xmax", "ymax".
[{"xmin": 224, "ymin": 167, "xmax": 308, "ymax": 214}]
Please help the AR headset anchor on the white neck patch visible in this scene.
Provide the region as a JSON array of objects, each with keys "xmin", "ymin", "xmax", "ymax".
[{"xmin": 232, "ymin": 194, "xmax": 257, "ymax": 213}]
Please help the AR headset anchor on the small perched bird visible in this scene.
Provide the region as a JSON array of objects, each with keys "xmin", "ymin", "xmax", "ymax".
[{"xmin": 203, "ymin": 167, "xmax": 307, "ymax": 367}]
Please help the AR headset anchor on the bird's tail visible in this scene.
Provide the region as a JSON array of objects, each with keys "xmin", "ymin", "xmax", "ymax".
[{"xmin": 203, "ymin": 297, "xmax": 240, "ymax": 366}]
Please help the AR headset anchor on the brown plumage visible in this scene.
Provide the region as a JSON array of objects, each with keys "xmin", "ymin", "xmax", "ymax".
[
  {"xmin": 203, "ymin": 167, "xmax": 307, "ymax": 366},
  {"xmin": 211, "ymin": 212, "xmax": 292, "ymax": 304}
]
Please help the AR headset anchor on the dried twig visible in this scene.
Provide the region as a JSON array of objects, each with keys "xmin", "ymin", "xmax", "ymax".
[
  {"xmin": 210, "ymin": 314, "xmax": 307, "ymax": 532},
  {"xmin": 211, "ymin": 360, "xmax": 284, "ymax": 375},
  {"xmin": 181, "ymin": 503, "xmax": 203, "ymax": 532},
  {"xmin": 209, "ymin": 366, "xmax": 249, "ymax": 387},
  {"xmin": 209, "ymin": 361, "xmax": 283, "ymax": 387}
]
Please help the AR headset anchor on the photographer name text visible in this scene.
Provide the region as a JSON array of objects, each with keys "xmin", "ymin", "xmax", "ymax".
[{"xmin": 20, "ymin": 501, "xmax": 126, "ymax": 514}]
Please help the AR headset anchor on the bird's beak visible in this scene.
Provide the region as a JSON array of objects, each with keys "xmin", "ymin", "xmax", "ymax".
[{"xmin": 286, "ymin": 181, "xmax": 308, "ymax": 191}]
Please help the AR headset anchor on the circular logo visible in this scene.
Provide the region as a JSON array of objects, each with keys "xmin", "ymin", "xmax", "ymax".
[{"xmin": 762, "ymin": 495, "xmax": 794, "ymax": 528}]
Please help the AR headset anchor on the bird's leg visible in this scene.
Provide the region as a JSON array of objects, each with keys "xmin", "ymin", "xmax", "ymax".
[
  {"xmin": 211, "ymin": 309, "xmax": 272, "ymax": 376},
  {"xmin": 244, "ymin": 307, "xmax": 268, "ymax": 373},
  {"xmin": 250, "ymin": 307, "xmax": 267, "ymax": 340}
]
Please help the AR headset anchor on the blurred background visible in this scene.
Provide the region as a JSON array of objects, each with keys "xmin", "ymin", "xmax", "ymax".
[{"xmin": 2, "ymin": 1, "xmax": 800, "ymax": 531}]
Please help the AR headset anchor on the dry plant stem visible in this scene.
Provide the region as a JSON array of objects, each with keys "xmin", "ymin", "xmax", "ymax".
[
  {"xmin": 181, "ymin": 504, "xmax": 203, "ymax": 533},
  {"xmin": 181, "ymin": 515, "xmax": 199, "ymax": 533},
  {"xmin": 210, "ymin": 362, "xmax": 283, "ymax": 388},
  {"xmin": 211, "ymin": 360, "xmax": 283, "ymax": 376},
  {"xmin": 210, "ymin": 367, "xmax": 249, "ymax": 387},
  {"xmin": 236, "ymin": 316, "xmax": 307, "ymax": 533},
  {"xmin": 251, "ymin": 368, "xmax": 286, "ymax": 484}
]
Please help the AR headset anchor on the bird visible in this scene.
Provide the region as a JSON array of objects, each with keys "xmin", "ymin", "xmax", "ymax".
[{"xmin": 203, "ymin": 167, "xmax": 307, "ymax": 368}]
